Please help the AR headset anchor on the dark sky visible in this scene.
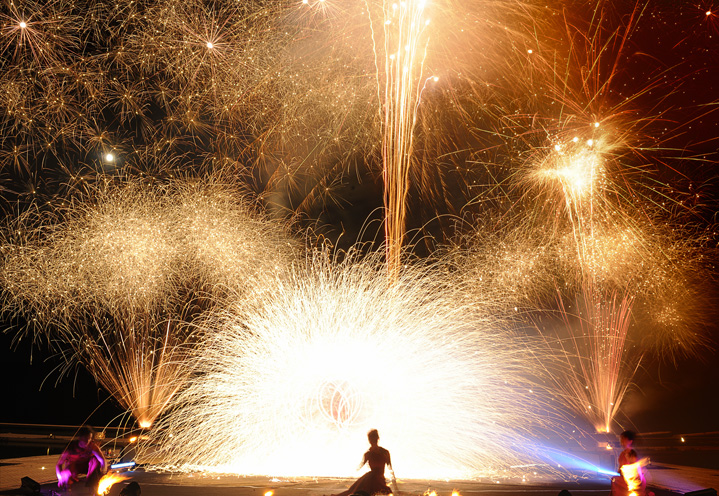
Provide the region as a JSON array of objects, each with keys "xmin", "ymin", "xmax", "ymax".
[
  {"xmin": 619, "ymin": 0, "xmax": 719, "ymax": 434},
  {"xmin": 0, "ymin": 330, "xmax": 122, "ymax": 426}
]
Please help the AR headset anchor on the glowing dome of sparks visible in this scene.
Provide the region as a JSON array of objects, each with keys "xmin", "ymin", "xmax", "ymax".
[{"xmin": 141, "ymin": 253, "xmax": 550, "ymax": 479}]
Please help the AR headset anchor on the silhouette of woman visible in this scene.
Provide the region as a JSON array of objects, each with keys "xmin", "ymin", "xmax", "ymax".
[{"xmin": 333, "ymin": 429, "xmax": 394, "ymax": 496}]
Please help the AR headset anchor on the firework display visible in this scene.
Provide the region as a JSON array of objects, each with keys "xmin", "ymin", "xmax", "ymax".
[
  {"xmin": 139, "ymin": 252, "xmax": 551, "ymax": 478},
  {"xmin": 0, "ymin": 178, "xmax": 298, "ymax": 427},
  {"xmin": 0, "ymin": 0, "xmax": 716, "ymax": 481},
  {"xmin": 543, "ymin": 284, "xmax": 639, "ymax": 434}
]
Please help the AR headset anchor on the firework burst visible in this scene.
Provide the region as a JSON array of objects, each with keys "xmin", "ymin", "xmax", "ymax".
[
  {"xmin": 140, "ymin": 251, "xmax": 553, "ymax": 478},
  {"xmin": 540, "ymin": 284, "xmax": 639, "ymax": 434},
  {"xmin": 0, "ymin": 0, "xmax": 715, "ymax": 462},
  {"xmin": 0, "ymin": 177, "xmax": 298, "ymax": 426}
]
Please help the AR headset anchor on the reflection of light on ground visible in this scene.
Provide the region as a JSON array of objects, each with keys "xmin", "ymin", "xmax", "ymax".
[{"xmin": 530, "ymin": 445, "xmax": 619, "ymax": 477}]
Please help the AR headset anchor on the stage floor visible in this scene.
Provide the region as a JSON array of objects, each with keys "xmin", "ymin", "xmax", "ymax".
[{"xmin": 2, "ymin": 455, "xmax": 717, "ymax": 496}]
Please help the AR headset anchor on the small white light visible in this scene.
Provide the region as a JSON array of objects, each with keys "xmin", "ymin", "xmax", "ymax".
[
  {"xmin": 105, "ymin": 153, "xmax": 114, "ymax": 162},
  {"xmin": 19, "ymin": 21, "xmax": 27, "ymax": 29},
  {"xmin": 527, "ymin": 49, "xmax": 533, "ymax": 54},
  {"xmin": 206, "ymin": 42, "xmax": 214, "ymax": 49}
]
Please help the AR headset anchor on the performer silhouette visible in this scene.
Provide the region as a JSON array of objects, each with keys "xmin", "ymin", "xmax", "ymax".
[{"xmin": 333, "ymin": 429, "xmax": 394, "ymax": 496}]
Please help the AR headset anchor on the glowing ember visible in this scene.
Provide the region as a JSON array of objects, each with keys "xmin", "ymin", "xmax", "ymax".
[{"xmin": 97, "ymin": 473, "xmax": 129, "ymax": 495}]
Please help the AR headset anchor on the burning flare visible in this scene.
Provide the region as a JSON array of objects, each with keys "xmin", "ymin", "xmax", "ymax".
[{"xmin": 97, "ymin": 473, "xmax": 129, "ymax": 495}]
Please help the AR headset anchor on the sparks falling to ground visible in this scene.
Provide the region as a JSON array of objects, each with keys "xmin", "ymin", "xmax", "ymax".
[
  {"xmin": 139, "ymin": 252, "xmax": 554, "ymax": 479},
  {"xmin": 0, "ymin": 177, "xmax": 298, "ymax": 427}
]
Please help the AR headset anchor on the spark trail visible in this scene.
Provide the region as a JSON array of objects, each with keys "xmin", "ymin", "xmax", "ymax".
[
  {"xmin": 548, "ymin": 285, "xmax": 639, "ymax": 433},
  {"xmin": 140, "ymin": 251, "xmax": 552, "ymax": 478},
  {"xmin": 380, "ymin": 0, "xmax": 431, "ymax": 278},
  {"xmin": 0, "ymin": 177, "xmax": 298, "ymax": 427}
]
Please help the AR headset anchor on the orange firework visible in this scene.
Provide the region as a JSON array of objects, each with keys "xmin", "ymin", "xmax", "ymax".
[{"xmin": 0, "ymin": 177, "xmax": 298, "ymax": 427}]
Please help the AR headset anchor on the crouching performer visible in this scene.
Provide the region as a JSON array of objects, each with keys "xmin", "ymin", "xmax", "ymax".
[{"xmin": 56, "ymin": 426, "xmax": 107, "ymax": 490}]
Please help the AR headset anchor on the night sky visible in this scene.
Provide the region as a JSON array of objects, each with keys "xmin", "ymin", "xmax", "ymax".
[{"xmin": 1, "ymin": 0, "xmax": 718, "ymax": 440}]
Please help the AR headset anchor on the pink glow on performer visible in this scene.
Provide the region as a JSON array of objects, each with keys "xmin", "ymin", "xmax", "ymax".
[{"xmin": 56, "ymin": 426, "xmax": 107, "ymax": 490}]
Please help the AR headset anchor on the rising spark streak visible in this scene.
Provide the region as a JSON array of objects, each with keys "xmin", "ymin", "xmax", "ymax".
[
  {"xmin": 546, "ymin": 285, "xmax": 639, "ymax": 433},
  {"xmin": 381, "ymin": 0, "xmax": 430, "ymax": 279}
]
